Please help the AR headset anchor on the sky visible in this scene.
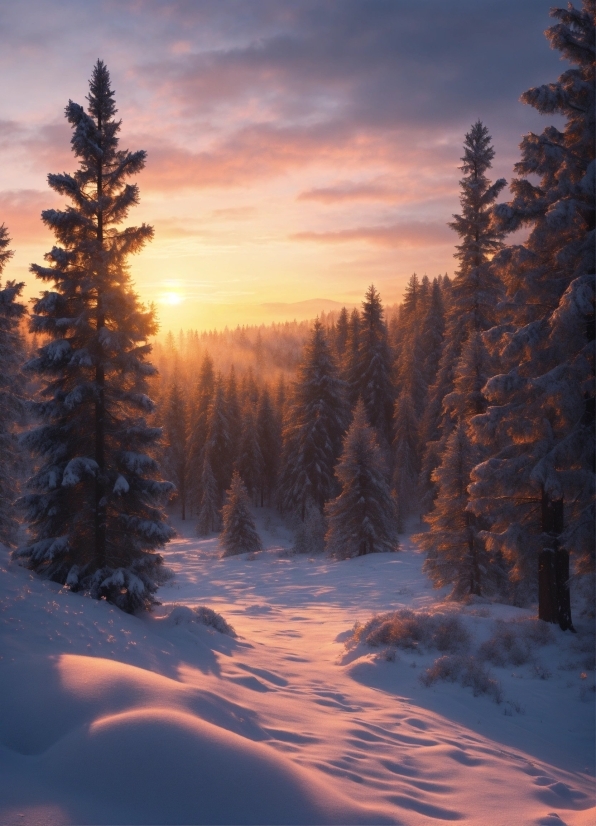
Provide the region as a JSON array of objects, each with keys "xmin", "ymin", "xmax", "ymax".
[{"xmin": 0, "ymin": 0, "xmax": 563, "ymax": 331}]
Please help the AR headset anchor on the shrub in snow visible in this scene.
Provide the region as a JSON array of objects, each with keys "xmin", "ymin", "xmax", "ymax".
[
  {"xmin": 421, "ymin": 655, "xmax": 503, "ymax": 703},
  {"xmin": 478, "ymin": 619, "xmax": 554, "ymax": 668},
  {"xmin": 167, "ymin": 605, "xmax": 237, "ymax": 637},
  {"xmin": 15, "ymin": 62, "xmax": 174, "ymax": 613},
  {"xmin": 220, "ymin": 471, "xmax": 262, "ymax": 557},
  {"xmin": 349, "ymin": 608, "xmax": 470, "ymax": 655},
  {"xmin": 326, "ymin": 399, "xmax": 398, "ymax": 559}
]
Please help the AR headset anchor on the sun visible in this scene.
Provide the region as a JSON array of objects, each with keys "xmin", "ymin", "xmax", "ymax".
[{"xmin": 159, "ymin": 291, "xmax": 184, "ymax": 306}]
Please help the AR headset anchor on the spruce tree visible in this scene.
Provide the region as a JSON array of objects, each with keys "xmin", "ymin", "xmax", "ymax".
[
  {"xmin": 334, "ymin": 306, "xmax": 350, "ymax": 366},
  {"xmin": 0, "ymin": 225, "xmax": 26, "ymax": 547},
  {"xmin": 470, "ymin": 1, "xmax": 595, "ymax": 626},
  {"xmin": 197, "ymin": 452, "xmax": 221, "ymax": 535},
  {"xmin": 325, "ymin": 400, "xmax": 398, "ymax": 559},
  {"xmin": 256, "ymin": 385, "xmax": 280, "ymax": 506},
  {"xmin": 163, "ymin": 376, "xmax": 189, "ymax": 519},
  {"xmin": 392, "ymin": 390, "xmax": 420, "ymax": 533},
  {"xmin": 17, "ymin": 62, "xmax": 174, "ymax": 612},
  {"xmin": 343, "ymin": 308, "xmax": 361, "ymax": 407},
  {"xmin": 201, "ymin": 376, "xmax": 233, "ymax": 502},
  {"xmin": 354, "ymin": 285, "xmax": 394, "ymax": 448},
  {"xmin": 220, "ymin": 470, "xmax": 262, "ymax": 557},
  {"xmin": 188, "ymin": 352, "xmax": 215, "ymax": 507},
  {"xmin": 416, "ymin": 424, "xmax": 500, "ymax": 598},
  {"xmin": 418, "ymin": 123, "xmax": 505, "ymax": 598},
  {"xmin": 279, "ymin": 319, "xmax": 349, "ymax": 518},
  {"xmin": 237, "ymin": 404, "xmax": 264, "ymax": 505}
]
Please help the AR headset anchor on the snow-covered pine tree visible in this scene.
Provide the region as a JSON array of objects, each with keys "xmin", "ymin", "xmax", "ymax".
[
  {"xmin": 417, "ymin": 123, "xmax": 506, "ymax": 599},
  {"xmin": 196, "ymin": 451, "xmax": 221, "ymax": 535},
  {"xmin": 416, "ymin": 423, "xmax": 502, "ymax": 598},
  {"xmin": 163, "ymin": 376, "xmax": 189, "ymax": 519},
  {"xmin": 279, "ymin": 319, "xmax": 349, "ymax": 518},
  {"xmin": 421, "ymin": 123, "xmax": 506, "ymax": 502},
  {"xmin": 420, "ymin": 277, "xmax": 446, "ymax": 391},
  {"xmin": 0, "ymin": 225, "xmax": 26, "ymax": 547},
  {"xmin": 469, "ymin": 1, "xmax": 595, "ymax": 627},
  {"xmin": 256, "ymin": 385, "xmax": 280, "ymax": 506},
  {"xmin": 354, "ymin": 285, "xmax": 394, "ymax": 448},
  {"xmin": 188, "ymin": 352, "xmax": 215, "ymax": 508},
  {"xmin": 237, "ymin": 403, "xmax": 264, "ymax": 505},
  {"xmin": 17, "ymin": 62, "xmax": 174, "ymax": 611},
  {"xmin": 334, "ymin": 306, "xmax": 350, "ymax": 366},
  {"xmin": 342, "ymin": 308, "xmax": 361, "ymax": 407},
  {"xmin": 201, "ymin": 375, "xmax": 233, "ymax": 503},
  {"xmin": 220, "ymin": 470, "xmax": 262, "ymax": 557},
  {"xmin": 392, "ymin": 390, "xmax": 420, "ymax": 533},
  {"xmin": 325, "ymin": 400, "xmax": 398, "ymax": 559},
  {"xmin": 225, "ymin": 366, "xmax": 241, "ymax": 466}
]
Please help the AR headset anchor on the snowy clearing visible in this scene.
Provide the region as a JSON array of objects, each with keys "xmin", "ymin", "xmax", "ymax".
[{"xmin": 0, "ymin": 509, "xmax": 594, "ymax": 825}]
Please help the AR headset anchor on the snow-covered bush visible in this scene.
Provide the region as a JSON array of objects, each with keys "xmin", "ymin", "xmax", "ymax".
[
  {"xmin": 421, "ymin": 655, "xmax": 503, "ymax": 703},
  {"xmin": 348, "ymin": 608, "xmax": 470, "ymax": 654},
  {"xmin": 478, "ymin": 619, "xmax": 554, "ymax": 668},
  {"xmin": 166, "ymin": 604, "xmax": 237, "ymax": 637}
]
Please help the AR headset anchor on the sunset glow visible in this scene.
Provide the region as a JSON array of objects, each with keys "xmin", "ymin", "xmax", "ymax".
[{"xmin": 0, "ymin": 0, "xmax": 561, "ymax": 331}]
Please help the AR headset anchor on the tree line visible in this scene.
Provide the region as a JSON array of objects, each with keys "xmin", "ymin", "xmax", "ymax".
[{"xmin": 0, "ymin": 2, "xmax": 593, "ymax": 625}]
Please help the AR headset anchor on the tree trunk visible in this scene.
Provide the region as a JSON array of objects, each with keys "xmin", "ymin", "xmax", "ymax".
[{"xmin": 539, "ymin": 491, "xmax": 574, "ymax": 631}]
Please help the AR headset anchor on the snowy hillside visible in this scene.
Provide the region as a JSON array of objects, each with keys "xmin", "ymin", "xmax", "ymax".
[{"xmin": 0, "ymin": 509, "xmax": 593, "ymax": 825}]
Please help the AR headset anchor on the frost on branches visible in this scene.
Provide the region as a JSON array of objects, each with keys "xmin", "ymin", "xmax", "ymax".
[
  {"xmin": 325, "ymin": 400, "xmax": 398, "ymax": 559},
  {"xmin": 220, "ymin": 471, "xmax": 262, "ymax": 557},
  {"xmin": 470, "ymin": 1, "xmax": 595, "ymax": 627},
  {"xmin": 16, "ymin": 62, "xmax": 174, "ymax": 612},
  {"xmin": 0, "ymin": 225, "xmax": 26, "ymax": 547}
]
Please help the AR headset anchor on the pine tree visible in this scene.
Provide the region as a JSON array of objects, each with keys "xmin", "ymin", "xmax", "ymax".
[
  {"xmin": 422, "ymin": 124, "xmax": 505, "ymax": 479},
  {"xmin": 343, "ymin": 308, "xmax": 361, "ymax": 406},
  {"xmin": 202, "ymin": 376, "xmax": 233, "ymax": 501},
  {"xmin": 325, "ymin": 400, "xmax": 398, "ymax": 559},
  {"xmin": 392, "ymin": 390, "xmax": 419, "ymax": 533},
  {"xmin": 469, "ymin": 1, "xmax": 595, "ymax": 626},
  {"xmin": 416, "ymin": 424, "xmax": 500, "ymax": 598},
  {"xmin": 256, "ymin": 385, "xmax": 280, "ymax": 506},
  {"xmin": 196, "ymin": 451, "xmax": 221, "ymax": 535},
  {"xmin": 225, "ymin": 366, "xmax": 241, "ymax": 465},
  {"xmin": 354, "ymin": 285, "xmax": 394, "ymax": 447},
  {"xmin": 17, "ymin": 62, "xmax": 174, "ymax": 611},
  {"xmin": 417, "ymin": 123, "xmax": 506, "ymax": 599},
  {"xmin": 0, "ymin": 225, "xmax": 26, "ymax": 547},
  {"xmin": 334, "ymin": 306, "xmax": 350, "ymax": 366},
  {"xmin": 279, "ymin": 319, "xmax": 349, "ymax": 518},
  {"xmin": 237, "ymin": 404, "xmax": 264, "ymax": 504},
  {"xmin": 188, "ymin": 353, "xmax": 215, "ymax": 507},
  {"xmin": 220, "ymin": 470, "xmax": 262, "ymax": 557},
  {"xmin": 163, "ymin": 376, "xmax": 189, "ymax": 519}
]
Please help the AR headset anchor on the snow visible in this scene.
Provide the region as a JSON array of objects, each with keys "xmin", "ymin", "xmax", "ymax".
[{"xmin": 0, "ymin": 510, "xmax": 593, "ymax": 825}]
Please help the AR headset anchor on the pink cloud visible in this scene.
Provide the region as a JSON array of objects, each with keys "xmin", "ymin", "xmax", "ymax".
[{"xmin": 291, "ymin": 221, "xmax": 452, "ymax": 249}]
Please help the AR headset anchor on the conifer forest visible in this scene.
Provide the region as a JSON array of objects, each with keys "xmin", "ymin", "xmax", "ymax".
[{"xmin": 0, "ymin": 2, "xmax": 594, "ymax": 824}]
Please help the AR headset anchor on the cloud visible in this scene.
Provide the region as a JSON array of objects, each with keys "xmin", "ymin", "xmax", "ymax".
[
  {"xmin": 291, "ymin": 220, "xmax": 452, "ymax": 249},
  {"xmin": 0, "ymin": 189, "xmax": 60, "ymax": 243}
]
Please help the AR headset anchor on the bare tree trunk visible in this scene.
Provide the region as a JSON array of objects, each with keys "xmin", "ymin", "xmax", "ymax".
[{"xmin": 539, "ymin": 490, "xmax": 574, "ymax": 631}]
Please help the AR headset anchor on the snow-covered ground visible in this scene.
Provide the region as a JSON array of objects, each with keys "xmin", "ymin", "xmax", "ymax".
[{"xmin": 0, "ymin": 509, "xmax": 594, "ymax": 825}]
